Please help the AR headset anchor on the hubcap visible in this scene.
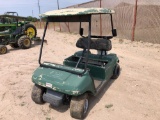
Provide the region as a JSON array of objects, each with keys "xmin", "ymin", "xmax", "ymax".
[
  {"xmin": 24, "ymin": 39, "xmax": 31, "ymax": 47},
  {"xmin": 27, "ymin": 27, "xmax": 35, "ymax": 38},
  {"xmin": 0, "ymin": 46, "xmax": 7, "ymax": 54},
  {"xmin": 83, "ymin": 99, "xmax": 88, "ymax": 114}
]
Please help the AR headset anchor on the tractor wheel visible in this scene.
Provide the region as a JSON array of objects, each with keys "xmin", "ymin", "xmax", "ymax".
[
  {"xmin": 18, "ymin": 36, "xmax": 31, "ymax": 49},
  {"xmin": 10, "ymin": 43, "xmax": 19, "ymax": 48},
  {"xmin": 31, "ymin": 84, "xmax": 45, "ymax": 104},
  {"xmin": 70, "ymin": 93, "xmax": 89, "ymax": 119},
  {"xmin": 111, "ymin": 64, "xmax": 120, "ymax": 79},
  {"xmin": 24, "ymin": 24, "xmax": 37, "ymax": 39},
  {"xmin": 0, "ymin": 45, "xmax": 7, "ymax": 54}
]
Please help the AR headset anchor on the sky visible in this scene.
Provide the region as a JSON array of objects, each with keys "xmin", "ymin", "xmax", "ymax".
[{"xmin": 0, "ymin": 0, "xmax": 93, "ymax": 18}]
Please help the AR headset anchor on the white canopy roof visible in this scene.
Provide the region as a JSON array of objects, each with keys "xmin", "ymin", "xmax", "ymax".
[{"xmin": 40, "ymin": 8, "xmax": 115, "ymax": 18}]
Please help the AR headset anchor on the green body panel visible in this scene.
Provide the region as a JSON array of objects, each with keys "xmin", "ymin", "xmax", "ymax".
[
  {"xmin": 0, "ymin": 24, "xmax": 17, "ymax": 27},
  {"xmin": 64, "ymin": 52, "xmax": 119, "ymax": 81},
  {"xmin": 32, "ymin": 62, "xmax": 96, "ymax": 96},
  {"xmin": 33, "ymin": 8, "xmax": 118, "ymax": 97},
  {"xmin": 0, "ymin": 29, "xmax": 22, "ymax": 45},
  {"xmin": 0, "ymin": 22, "xmax": 29, "ymax": 33},
  {"xmin": 32, "ymin": 52, "xmax": 118, "ymax": 96},
  {"xmin": 0, "ymin": 24, "xmax": 17, "ymax": 34}
]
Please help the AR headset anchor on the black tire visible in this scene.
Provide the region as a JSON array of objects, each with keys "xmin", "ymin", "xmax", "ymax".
[
  {"xmin": 31, "ymin": 84, "xmax": 45, "ymax": 104},
  {"xmin": 10, "ymin": 43, "xmax": 19, "ymax": 48},
  {"xmin": 0, "ymin": 45, "xmax": 7, "ymax": 54},
  {"xmin": 24, "ymin": 24, "xmax": 37, "ymax": 39},
  {"xmin": 18, "ymin": 35, "xmax": 31, "ymax": 49},
  {"xmin": 70, "ymin": 93, "xmax": 89, "ymax": 119},
  {"xmin": 111, "ymin": 64, "xmax": 120, "ymax": 79}
]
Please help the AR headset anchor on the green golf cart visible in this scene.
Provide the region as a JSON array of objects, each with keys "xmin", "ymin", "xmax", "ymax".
[{"xmin": 31, "ymin": 8, "xmax": 120, "ymax": 119}]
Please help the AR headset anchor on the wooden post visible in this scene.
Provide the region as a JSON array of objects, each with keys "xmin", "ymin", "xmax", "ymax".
[
  {"xmin": 53, "ymin": 23, "xmax": 55, "ymax": 31},
  {"xmin": 48, "ymin": 22, "xmax": 50, "ymax": 29},
  {"xmin": 65, "ymin": 22, "xmax": 70, "ymax": 33},
  {"xmin": 40, "ymin": 21, "xmax": 41, "ymax": 29},
  {"xmin": 100, "ymin": 0, "xmax": 102, "ymax": 36},
  {"xmin": 59, "ymin": 23, "xmax": 61, "ymax": 31},
  {"xmin": 132, "ymin": 0, "xmax": 138, "ymax": 41},
  {"xmin": 57, "ymin": 0, "xmax": 60, "ymax": 10},
  {"xmin": 56, "ymin": 0, "xmax": 61, "ymax": 31}
]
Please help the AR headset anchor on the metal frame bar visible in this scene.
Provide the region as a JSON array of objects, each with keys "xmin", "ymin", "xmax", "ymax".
[
  {"xmin": 110, "ymin": 14, "xmax": 114, "ymax": 30},
  {"xmin": 75, "ymin": 49, "xmax": 86, "ymax": 68},
  {"xmin": 38, "ymin": 20, "xmax": 49, "ymax": 65},
  {"xmin": 132, "ymin": 0, "xmax": 138, "ymax": 41},
  {"xmin": 38, "ymin": 13, "xmax": 115, "ymax": 75},
  {"xmin": 83, "ymin": 16, "xmax": 91, "ymax": 72},
  {"xmin": 38, "ymin": 15, "xmax": 92, "ymax": 76}
]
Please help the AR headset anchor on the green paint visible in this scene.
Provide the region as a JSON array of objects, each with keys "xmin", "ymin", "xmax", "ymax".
[
  {"xmin": 64, "ymin": 52, "xmax": 119, "ymax": 81},
  {"xmin": 32, "ymin": 62, "xmax": 96, "ymax": 96},
  {"xmin": 32, "ymin": 52, "xmax": 119, "ymax": 96},
  {"xmin": 32, "ymin": 8, "xmax": 119, "ymax": 99}
]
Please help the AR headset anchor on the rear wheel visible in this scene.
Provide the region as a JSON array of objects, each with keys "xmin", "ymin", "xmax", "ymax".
[
  {"xmin": 24, "ymin": 24, "xmax": 37, "ymax": 39},
  {"xmin": 70, "ymin": 93, "xmax": 89, "ymax": 119},
  {"xmin": 10, "ymin": 43, "xmax": 19, "ymax": 48},
  {"xmin": 0, "ymin": 45, "xmax": 7, "ymax": 54},
  {"xmin": 111, "ymin": 64, "xmax": 120, "ymax": 79},
  {"xmin": 31, "ymin": 84, "xmax": 45, "ymax": 104},
  {"xmin": 18, "ymin": 35, "xmax": 31, "ymax": 49}
]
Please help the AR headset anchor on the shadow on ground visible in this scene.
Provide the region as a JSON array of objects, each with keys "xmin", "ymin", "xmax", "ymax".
[
  {"xmin": 86, "ymin": 79, "xmax": 117, "ymax": 116},
  {"xmin": 45, "ymin": 78, "xmax": 117, "ymax": 116}
]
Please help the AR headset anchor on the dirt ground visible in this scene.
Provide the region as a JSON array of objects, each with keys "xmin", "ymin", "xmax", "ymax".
[{"xmin": 0, "ymin": 29, "xmax": 160, "ymax": 120}]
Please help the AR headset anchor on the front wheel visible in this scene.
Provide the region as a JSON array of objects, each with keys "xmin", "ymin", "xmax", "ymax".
[
  {"xmin": 0, "ymin": 45, "xmax": 7, "ymax": 54},
  {"xmin": 18, "ymin": 35, "xmax": 31, "ymax": 49},
  {"xmin": 31, "ymin": 84, "xmax": 45, "ymax": 104},
  {"xmin": 70, "ymin": 93, "xmax": 89, "ymax": 119}
]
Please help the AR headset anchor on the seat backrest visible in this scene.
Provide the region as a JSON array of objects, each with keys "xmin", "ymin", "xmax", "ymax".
[{"xmin": 76, "ymin": 37, "xmax": 112, "ymax": 51}]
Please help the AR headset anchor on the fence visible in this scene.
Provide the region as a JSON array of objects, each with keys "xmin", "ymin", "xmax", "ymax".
[
  {"xmin": 33, "ymin": 0, "xmax": 160, "ymax": 44},
  {"xmin": 31, "ymin": 22, "xmax": 57, "ymax": 30}
]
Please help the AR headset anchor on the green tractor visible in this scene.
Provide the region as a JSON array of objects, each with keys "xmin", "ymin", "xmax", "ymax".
[
  {"xmin": 31, "ymin": 8, "xmax": 120, "ymax": 119},
  {"xmin": 0, "ymin": 12, "xmax": 37, "ymax": 54}
]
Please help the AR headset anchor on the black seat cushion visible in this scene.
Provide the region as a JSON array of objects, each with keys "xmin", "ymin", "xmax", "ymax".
[{"xmin": 76, "ymin": 37, "xmax": 112, "ymax": 51}]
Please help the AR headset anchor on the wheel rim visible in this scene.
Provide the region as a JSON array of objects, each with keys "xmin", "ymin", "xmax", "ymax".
[
  {"xmin": 83, "ymin": 99, "xmax": 88, "ymax": 114},
  {"xmin": 27, "ymin": 27, "xmax": 35, "ymax": 38},
  {"xmin": 0, "ymin": 46, "xmax": 7, "ymax": 54},
  {"xmin": 23, "ymin": 38, "xmax": 31, "ymax": 47}
]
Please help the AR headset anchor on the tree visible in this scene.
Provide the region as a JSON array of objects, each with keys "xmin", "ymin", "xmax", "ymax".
[{"xmin": 26, "ymin": 16, "xmax": 38, "ymax": 22}]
